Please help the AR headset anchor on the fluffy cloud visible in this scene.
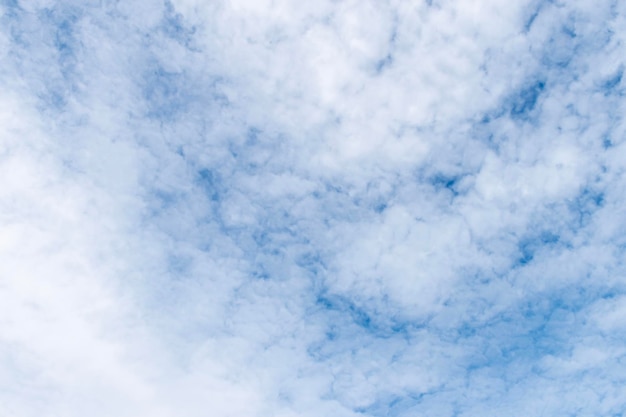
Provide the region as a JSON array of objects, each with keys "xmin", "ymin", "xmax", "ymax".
[{"xmin": 2, "ymin": 0, "xmax": 626, "ymax": 415}]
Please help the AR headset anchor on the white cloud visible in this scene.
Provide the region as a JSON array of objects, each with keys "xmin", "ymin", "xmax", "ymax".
[{"xmin": 2, "ymin": 0, "xmax": 626, "ymax": 415}]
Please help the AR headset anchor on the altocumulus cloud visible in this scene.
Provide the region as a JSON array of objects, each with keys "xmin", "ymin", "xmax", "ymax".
[{"xmin": 1, "ymin": 0, "xmax": 626, "ymax": 416}]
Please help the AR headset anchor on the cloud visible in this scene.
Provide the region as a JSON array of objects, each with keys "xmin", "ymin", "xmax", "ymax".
[{"xmin": 2, "ymin": 0, "xmax": 626, "ymax": 415}]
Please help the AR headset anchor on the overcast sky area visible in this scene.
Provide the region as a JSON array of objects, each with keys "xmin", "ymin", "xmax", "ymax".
[{"xmin": 1, "ymin": 0, "xmax": 626, "ymax": 416}]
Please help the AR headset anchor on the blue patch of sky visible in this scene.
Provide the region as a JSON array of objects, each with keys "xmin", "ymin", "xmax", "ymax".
[
  {"xmin": 233, "ymin": 210, "xmax": 317, "ymax": 282},
  {"xmin": 373, "ymin": 16, "xmax": 398, "ymax": 75},
  {"xmin": 428, "ymin": 173, "xmax": 465, "ymax": 197},
  {"xmin": 470, "ymin": 114, "xmax": 503, "ymax": 153},
  {"xmin": 316, "ymin": 294, "xmax": 375, "ymax": 332},
  {"xmin": 224, "ymin": 127, "xmax": 285, "ymax": 173},
  {"xmin": 150, "ymin": 189, "xmax": 182, "ymax": 211},
  {"xmin": 46, "ymin": 9, "xmax": 79, "ymax": 73},
  {"xmin": 509, "ymin": 79, "xmax": 546, "ymax": 121},
  {"xmin": 540, "ymin": 28, "xmax": 579, "ymax": 70},
  {"xmin": 350, "ymin": 184, "xmax": 395, "ymax": 215},
  {"xmin": 162, "ymin": 0, "xmax": 196, "ymax": 47},
  {"xmin": 307, "ymin": 181, "xmax": 369, "ymax": 224},
  {"xmin": 601, "ymin": 67, "xmax": 624, "ymax": 95},
  {"xmin": 374, "ymin": 54, "xmax": 393, "ymax": 74},
  {"xmin": 458, "ymin": 281, "xmax": 620, "ymax": 368},
  {"xmin": 1, "ymin": 4, "xmax": 83, "ymax": 111},
  {"xmin": 454, "ymin": 312, "xmax": 562, "ymax": 370},
  {"xmin": 142, "ymin": 64, "xmax": 190, "ymax": 119},
  {"xmin": 355, "ymin": 392, "xmax": 430, "ymax": 416},
  {"xmin": 312, "ymin": 292, "xmax": 427, "ymax": 344},
  {"xmin": 0, "ymin": 0, "xmax": 21, "ymax": 24},
  {"xmin": 167, "ymin": 253, "xmax": 192, "ymax": 276},
  {"xmin": 567, "ymin": 187, "xmax": 605, "ymax": 229},
  {"xmin": 296, "ymin": 251, "xmax": 326, "ymax": 278},
  {"xmin": 196, "ymin": 168, "xmax": 221, "ymax": 202},
  {"xmin": 515, "ymin": 230, "xmax": 560, "ymax": 267},
  {"xmin": 523, "ymin": 4, "xmax": 542, "ymax": 33}
]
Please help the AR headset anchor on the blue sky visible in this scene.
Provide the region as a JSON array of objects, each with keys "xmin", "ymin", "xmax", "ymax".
[{"xmin": 1, "ymin": 0, "xmax": 626, "ymax": 416}]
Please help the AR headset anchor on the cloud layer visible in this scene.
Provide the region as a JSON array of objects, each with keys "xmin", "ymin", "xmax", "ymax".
[{"xmin": 2, "ymin": 0, "xmax": 626, "ymax": 415}]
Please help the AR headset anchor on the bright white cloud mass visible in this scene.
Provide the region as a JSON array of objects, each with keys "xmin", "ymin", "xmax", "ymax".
[{"xmin": 1, "ymin": 0, "xmax": 626, "ymax": 415}]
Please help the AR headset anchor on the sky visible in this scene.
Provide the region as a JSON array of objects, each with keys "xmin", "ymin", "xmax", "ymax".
[{"xmin": 1, "ymin": 0, "xmax": 626, "ymax": 416}]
